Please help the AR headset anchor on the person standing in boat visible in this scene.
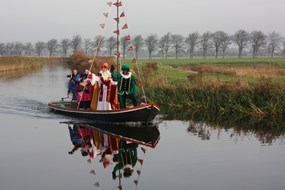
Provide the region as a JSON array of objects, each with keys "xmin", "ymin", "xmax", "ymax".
[
  {"xmin": 85, "ymin": 70, "xmax": 100, "ymax": 110},
  {"xmin": 67, "ymin": 68, "xmax": 81, "ymax": 101},
  {"xmin": 97, "ymin": 63, "xmax": 117, "ymax": 110},
  {"xmin": 111, "ymin": 64, "xmax": 138, "ymax": 109},
  {"xmin": 77, "ymin": 73, "xmax": 93, "ymax": 109}
]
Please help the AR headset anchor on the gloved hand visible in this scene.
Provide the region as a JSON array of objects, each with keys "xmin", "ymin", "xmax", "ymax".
[{"xmin": 111, "ymin": 65, "xmax": 115, "ymax": 73}]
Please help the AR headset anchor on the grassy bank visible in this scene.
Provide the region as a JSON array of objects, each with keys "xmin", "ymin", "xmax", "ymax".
[{"xmin": 0, "ymin": 57, "xmax": 67, "ymax": 72}]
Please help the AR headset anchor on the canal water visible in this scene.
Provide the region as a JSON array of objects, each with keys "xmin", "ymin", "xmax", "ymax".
[{"xmin": 0, "ymin": 66, "xmax": 285, "ymax": 190}]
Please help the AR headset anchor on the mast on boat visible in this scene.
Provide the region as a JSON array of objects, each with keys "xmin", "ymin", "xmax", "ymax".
[{"xmin": 116, "ymin": 0, "xmax": 120, "ymax": 73}]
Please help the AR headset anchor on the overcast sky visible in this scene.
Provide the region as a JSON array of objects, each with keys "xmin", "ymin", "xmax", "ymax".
[{"xmin": 0, "ymin": 0, "xmax": 284, "ymax": 42}]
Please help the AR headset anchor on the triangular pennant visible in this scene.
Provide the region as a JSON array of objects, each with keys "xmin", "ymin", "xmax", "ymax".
[
  {"xmin": 125, "ymin": 35, "xmax": 131, "ymax": 41},
  {"xmin": 114, "ymin": 17, "xmax": 120, "ymax": 23},
  {"xmin": 103, "ymin": 13, "xmax": 109, "ymax": 18},
  {"xmin": 118, "ymin": 186, "xmax": 122, "ymax": 190},
  {"xmin": 107, "ymin": 2, "xmax": 113, "ymax": 7},
  {"xmin": 138, "ymin": 159, "xmax": 144, "ymax": 165},
  {"xmin": 87, "ymin": 158, "xmax": 92, "ymax": 163},
  {"xmin": 137, "ymin": 170, "xmax": 141, "ymax": 175},
  {"xmin": 99, "ymin": 24, "xmax": 105, "ymax": 29},
  {"xmin": 120, "ymin": 12, "xmax": 125, "ymax": 17},
  {"xmin": 94, "ymin": 182, "xmax": 100, "ymax": 187},
  {"xmin": 141, "ymin": 147, "xmax": 146, "ymax": 153},
  {"xmin": 128, "ymin": 45, "xmax": 134, "ymax": 52},
  {"xmin": 90, "ymin": 170, "xmax": 96, "ymax": 175},
  {"xmin": 114, "ymin": 52, "xmax": 121, "ymax": 58},
  {"xmin": 118, "ymin": 173, "xmax": 123, "ymax": 179},
  {"xmin": 122, "ymin": 24, "xmax": 128, "ymax": 30},
  {"xmin": 132, "ymin": 58, "xmax": 137, "ymax": 63},
  {"xmin": 116, "ymin": 41, "xmax": 120, "ymax": 46},
  {"xmin": 134, "ymin": 180, "xmax": 138, "ymax": 185},
  {"xmin": 114, "ymin": 1, "xmax": 122, "ymax": 7},
  {"xmin": 113, "ymin": 30, "xmax": 120, "ymax": 35}
]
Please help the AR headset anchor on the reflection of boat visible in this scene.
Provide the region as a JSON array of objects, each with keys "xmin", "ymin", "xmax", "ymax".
[{"xmin": 49, "ymin": 101, "xmax": 160, "ymax": 123}]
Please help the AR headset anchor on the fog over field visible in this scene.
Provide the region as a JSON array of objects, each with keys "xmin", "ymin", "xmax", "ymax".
[{"xmin": 0, "ymin": 0, "xmax": 284, "ymax": 42}]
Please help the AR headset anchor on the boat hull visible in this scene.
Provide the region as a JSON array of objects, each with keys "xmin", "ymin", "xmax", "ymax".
[{"xmin": 48, "ymin": 101, "xmax": 160, "ymax": 122}]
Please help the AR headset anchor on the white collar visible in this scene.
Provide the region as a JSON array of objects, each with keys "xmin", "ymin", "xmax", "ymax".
[{"xmin": 120, "ymin": 71, "xmax": 132, "ymax": 79}]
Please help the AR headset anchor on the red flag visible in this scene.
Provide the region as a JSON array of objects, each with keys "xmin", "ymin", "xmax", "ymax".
[
  {"xmin": 118, "ymin": 173, "xmax": 123, "ymax": 179},
  {"xmin": 107, "ymin": 2, "xmax": 113, "ymax": 7},
  {"xmin": 113, "ymin": 30, "xmax": 120, "ymax": 35},
  {"xmin": 120, "ymin": 12, "xmax": 125, "ymax": 17},
  {"xmin": 103, "ymin": 13, "xmax": 109, "ymax": 18},
  {"xmin": 137, "ymin": 170, "xmax": 141, "ymax": 175},
  {"xmin": 116, "ymin": 41, "xmax": 120, "ymax": 46},
  {"xmin": 114, "ymin": 52, "xmax": 121, "ymax": 58},
  {"xmin": 113, "ymin": 1, "xmax": 122, "ymax": 7},
  {"xmin": 99, "ymin": 24, "xmax": 105, "ymax": 29},
  {"xmin": 138, "ymin": 159, "xmax": 144, "ymax": 165},
  {"xmin": 128, "ymin": 45, "xmax": 134, "ymax": 52},
  {"xmin": 132, "ymin": 58, "xmax": 137, "ymax": 63},
  {"xmin": 125, "ymin": 35, "xmax": 131, "ymax": 41},
  {"xmin": 134, "ymin": 180, "xmax": 138, "ymax": 185},
  {"xmin": 122, "ymin": 24, "xmax": 128, "ymax": 30},
  {"xmin": 114, "ymin": 17, "xmax": 120, "ymax": 23},
  {"xmin": 141, "ymin": 147, "xmax": 146, "ymax": 153}
]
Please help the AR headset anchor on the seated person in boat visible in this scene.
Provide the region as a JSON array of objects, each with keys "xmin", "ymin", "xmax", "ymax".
[
  {"xmin": 97, "ymin": 63, "xmax": 119, "ymax": 110},
  {"xmin": 77, "ymin": 73, "xmax": 93, "ymax": 109},
  {"xmin": 67, "ymin": 68, "xmax": 81, "ymax": 100},
  {"xmin": 111, "ymin": 64, "xmax": 138, "ymax": 109}
]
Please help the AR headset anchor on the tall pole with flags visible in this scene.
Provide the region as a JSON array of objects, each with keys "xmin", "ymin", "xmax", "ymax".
[{"xmin": 116, "ymin": 0, "xmax": 120, "ymax": 73}]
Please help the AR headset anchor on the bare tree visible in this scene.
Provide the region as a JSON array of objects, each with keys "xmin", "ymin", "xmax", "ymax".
[
  {"xmin": 159, "ymin": 33, "xmax": 172, "ymax": 59},
  {"xmin": 35, "ymin": 41, "xmax": 46, "ymax": 57},
  {"xmin": 14, "ymin": 42, "xmax": 24, "ymax": 56},
  {"xmin": 172, "ymin": 34, "xmax": 184, "ymax": 59},
  {"xmin": 0, "ymin": 43, "xmax": 5, "ymax": 56},
  {"xmin": 70, "ymin": 35, "xmax": 82, "ymax": 53},
  {"xmin": 93, "ymin": 35, "xmax": 105, "ymax": 56},
  {"xmin": 220, "ymin": 32, "xmax": 232, "ymax": 59},
  {"xmin": 268, "ymin": 32, "xmax": 283, "ymax": 58},
  {"xmin": 283, "ymin": 41, "xmax": 285, "ymax": 57},
  {"xmin": 24, "ymin": 42, "xmax": 34, "ymax": 56},
  {"xmin": 121, "ymin": 35, "xmax": 131, "ymax": 60},
  {"xmin": 47, "ymin": 39, "xmax": 58, "ymax": 57},
  {"xmin": 133, "ymin": 35, "xmax": 144, "ymax": 59},
  {"xmin": 233, "ymin": 30, "xmax": 249, "ymax": 58},
  {"xmin": 60, "ymin": 39, "xmax": 70, "ymax": 57},
  {"xmin": 5, "ymin": 43, "xmax": 15, "ymax": 56},
  {"xmin": 250, "ymin": 31, "xmax": 267, "ymax": 58},
  {"xmin": 212, "ymin": 31, "xmax": 224, "ymax": 59},
  {"xmin": 185, "ymin": 32, "xmax": 200, "ymax": 59},
  {"xmin": 83, "ymin": 38, "xmax": 92, "ymax": 54},
  {"xmin": 145, "ymin": 34, "xmax": 158, "ymax": 60},
  {"xmin": 200, "ymin": 32, "xmax": 212, "ymax": 59},
  {"xmin": 106, "ymin": 36, "xmax": 116, "ymax": 56}
]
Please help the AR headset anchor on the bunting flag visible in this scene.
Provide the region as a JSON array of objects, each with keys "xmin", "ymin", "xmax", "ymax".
[
  {"xmin": 107, "ymin": 2, "xmax": 113, "ymax": 7},
  {"xmin": 132, "ymin": 58, "xmax": 137, "ymax": 63},
  {"xmin": 114, "ymin": 17, "xmax": 120, "ymax": 23},
  {"xmin": 87, "ymin": 158, "xmax": 92, "ymax": 163},
  {"xmin": 128, "ymin": 45, "xmax": 134, "ymax": 52},
  {"xmin": 116, "ymin": 41, "xmax": 120, "ymax": 46},
  {"xmin": 113, "ymin": 30, "xmax": 120, "ymax": 35},
  {"xmin": 134, "ymin": 180, "xmax": 138, "ymax": 185},
  {"xmin": 118, "ymin": 186, "xmax": 122, "ymax": 190},
  {"xmin": 138, "ymin": 159, "xmax": 144, "ymax": 165},
  {"xmin": 118, "ymin": 173, "xmax": 123, "ymax": 179},
  {"xmin": 103, "ymin": 13, "xmax": 109, "ymax": 18},
  {"xmin": 125, "ymin": 35, "xmax": 131, "ymax": 41},
  {"xmin": 113, "ymin": 1, "xmax": 122, "ymax": 7},
  {"xmin": 114, "ymin": 52, "xmax": 121, "ymax": 58},
  {"xmin": 99, "ymin": 24, "xmax": 106, "ymax": 29},
  {"xmin": 137, "ymin": 170, "xmax": 141, "ymax": 175},
  {"xmin": 120, "ymin": 12, "xmax": 125, "ymax": 17},
  {"xmin": 90, "ymin": 170, "xmax": 96, "ymax": 175},
  {"xmin": 141, "ymin": 147, "xmax": 146, "ymax": 153},
  {"xmin": 122, "ymin": 23, "xmax": 128, "ymax": 30},
  {"xmin": 94, "ymin": 182, "xmax": 100, "ymax": 187}
]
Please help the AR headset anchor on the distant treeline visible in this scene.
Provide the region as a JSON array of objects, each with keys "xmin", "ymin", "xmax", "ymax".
[{"xmin": 0, "ymin": 30, "xmax": 285, "ymax": 59}]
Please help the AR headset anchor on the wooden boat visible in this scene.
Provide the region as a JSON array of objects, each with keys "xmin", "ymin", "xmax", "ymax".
[{"xmin": 49, "ymin": 101, "xmax": 160, "ymax": 122}]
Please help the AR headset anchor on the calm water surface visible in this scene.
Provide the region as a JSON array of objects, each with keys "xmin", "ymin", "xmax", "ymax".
[{"xmin": 0, "ymin": 66, "xmax": 285, "ymax": 190}]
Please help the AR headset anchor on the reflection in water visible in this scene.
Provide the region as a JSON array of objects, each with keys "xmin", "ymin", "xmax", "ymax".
[
  {"xmin": 64, "ymin": 122, "xmax": 160, "ymax": 190},
  {"xmin": 184, "ymin": 112, "xmax": 285, "ymax": 145}
]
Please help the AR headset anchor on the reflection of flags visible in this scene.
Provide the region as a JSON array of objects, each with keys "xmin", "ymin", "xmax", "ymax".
[
  {"xmin": 134, "ymin": 180, "xmax": 138, "ymax": 185},
  {"xmin": 114, "ymin": 1, "xmax": 122, "ymax": 7},
  {"xmin": 138, "ymin": 159, "xmax": 144, "ymax": 165},
  {"xmin": 125, "ymin": 35, "xmax": 131, "ymax": 41},
  {"xmin": 118, "ymin": 185, "xmax": 122, "ymax": 190},
  {"xmin": 113, "ymin": 30, "xmax": 120, "ymax": 35},
  {"xmin": 99, "ymin": 24, "xmax": 105, "ymax": 29},
  {"xmin": 94, "ymin": 182, "xmax": 100, "ymax": 187},
  {"xmin": 120, "ymin": 12, "xmax": 125, "ymax": 17},
  {"xmin": 103, "ymin": 13, "xmax": 109, "ymax": 18},
  {"xmin": 137, "ymin": 170, "xmax": 141, "ymax": 175},
  {"xmin": 122, "ymin": 24, "xmax": 128, "ymax": 30},
  {"xmin": 141, "ymin": 147, "xmax": 146, "ymax": 153},
  {"xmin": 90, "ymin": 170, "xmax": 96, "ymax": 175},
  {"xmin": 114, "ymin": 17, "xmax": 120, "ymax": 23},
  {"xmin": 107, "ymin": 2, "xmax": 113, "ymax": 7}
]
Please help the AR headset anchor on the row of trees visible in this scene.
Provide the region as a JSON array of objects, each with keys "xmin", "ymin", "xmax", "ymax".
[{"xmin": 0, "ymin": 30, "xmax": 285, "ymax": 59}]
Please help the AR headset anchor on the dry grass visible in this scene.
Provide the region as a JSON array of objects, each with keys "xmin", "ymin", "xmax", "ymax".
[{"xmin": 181, "ymin": 64, "xmax": 285, "ymax": 78}]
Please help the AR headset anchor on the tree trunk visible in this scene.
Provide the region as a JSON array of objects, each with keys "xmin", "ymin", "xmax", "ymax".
[{"xmin": 215, "ymin": 48, "xmax": 218, "ymax": 59}]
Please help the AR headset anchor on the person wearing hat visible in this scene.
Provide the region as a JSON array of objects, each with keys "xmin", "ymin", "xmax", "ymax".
[{"xmin": 111, "ymin": 64, "xmax": 138, "ymax": 109}]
